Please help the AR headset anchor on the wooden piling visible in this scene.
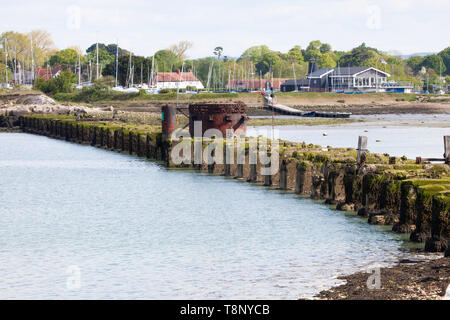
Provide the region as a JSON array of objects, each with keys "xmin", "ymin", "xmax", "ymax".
[
  {"xmin": 445, "ymin": 136, "xmax": 450, "ymax": 164},
  {"xmin": 357, "ymin": 136, "xmax": 368, "ymax": 165}
]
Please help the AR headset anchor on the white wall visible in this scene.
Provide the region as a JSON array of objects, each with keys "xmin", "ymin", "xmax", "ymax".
[{"xmin": 156, "ymin": 81, "xmax": 204, "ymax": 90}]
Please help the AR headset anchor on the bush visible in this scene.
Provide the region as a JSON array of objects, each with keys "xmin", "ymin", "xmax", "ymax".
[
  {"xmin": 33, "ymin": 70, "xmax": 76, "ymax": 95},
  {"xmin": 94, "ymin": 76, "xmax": 115, "ymax": 89}
]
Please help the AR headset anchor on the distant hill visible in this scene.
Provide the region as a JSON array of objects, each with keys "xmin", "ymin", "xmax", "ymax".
[{"xmin": 402, "ymin": 52, "xmax": 436, "ymax": 59}]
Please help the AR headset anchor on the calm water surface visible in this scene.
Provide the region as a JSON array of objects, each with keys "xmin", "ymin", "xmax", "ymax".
[
  {"xmin": 249, "ymin": 115, "xmax": 449, "ymax": 159},
  {"xmin": 0, "ymin": 133, "xmax": 409, "ymax": 299}
]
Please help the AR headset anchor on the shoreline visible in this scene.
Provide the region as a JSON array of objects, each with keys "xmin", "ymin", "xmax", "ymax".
[
  {"xmin": 1, "ymin": 92, "xmax": 449, "ymax": 300},
  {"xmin": 315, "ymin": 255, "xmax": 450, "ymax": 300}
]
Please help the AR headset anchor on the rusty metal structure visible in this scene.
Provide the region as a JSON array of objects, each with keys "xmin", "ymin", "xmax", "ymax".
[
  {"xmin": 188, "ymin": 103, "xmax": 247, "ymax": 137},
  {"xmin": 161, "ymin": 105, "xmax": 177, "ymax": 138}
]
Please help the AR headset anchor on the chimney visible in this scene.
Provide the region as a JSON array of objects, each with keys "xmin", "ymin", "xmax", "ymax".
[{"xmin": 308, "ymin": 59, "xmax": 318, "ymax": 76}]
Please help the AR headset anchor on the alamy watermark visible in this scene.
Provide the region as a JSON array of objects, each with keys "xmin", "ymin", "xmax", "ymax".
[
  {"xmin": 66, "ymin": 5, "xmax": 82, "ymax": 30},
  {"xmin": 170, "ymin": 122, "xmax": 280, "ymax": 175},
  {"xmin": 66, "ymin": 265, "xmax": 81, "ymax": 290},
  {"xmin": 366, "ymin": 265, "xmax": 381, "ymax": 290},
  {"xmin": 366, "ymin": 4, "xmax": 381, "ymax": 30}
]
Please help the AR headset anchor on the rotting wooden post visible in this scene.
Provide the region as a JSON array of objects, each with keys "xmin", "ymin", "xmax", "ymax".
[
  {"xmin": 416, "ymin": 157, "xmax": 423, "ymax": 164},
  {"xmin": 444, "ymin": 136, "xmax": 450, "ymax": 164},
  {"xmin": 295, "ymin": 163, "xmax": 306, "ymax": 194},
  {"xmin": 223, "ymin": 146, "xmax": 229, "ymax": 176},
  {"xmin": 208, "ymin": 162, "xmax": 215, "ymax": 174},
  {"xmin": 121, "ymin": 129, "xmax": 125, "ymax": 152},
  {"xmin": 279, "ymin": 160, "xmax": 287, "ymax": 190},
  {"xmin": 91, "ymin": 127, "xmax": 97, "ymax": 146},
  {"xmin": 237, "ymin": 164, "xmax": 243, "ymax": 179},
  {"xmin": 263, "ymin": 162, "xmax": 272, "ymax": 186},
  {"xmin": 114, "ymin": 130, "xmax": 119, "ymax": 150},
  {"xmin": 146, "ymin": 134, "xmax": 151, "ymax": 158},
  {"xmin": 249, "ymin": 164, "xmax": 257, "ymax": 182},
  {"xmin": 129, "ymin": 132, "xmax": 133, "ymax": 155},
  {"xmin": 136, "ymin": 133, "xmax": 142, "ymax": 156},
  {"xmin": 99, "ymin": 127, "xmax": 104, "ymax": 147},
  {"xmin": 357, "ymin": 136, "xmax": 368, "ymax": 165}
]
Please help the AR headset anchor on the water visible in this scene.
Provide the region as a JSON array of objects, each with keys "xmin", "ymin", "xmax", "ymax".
[
  {"xmin": 0, "ymin": 133, "xmax": 409, "ymax": 299},
  {"xmin": 249, "ymin": 114, "xmax": 450, "ymax": 159}
]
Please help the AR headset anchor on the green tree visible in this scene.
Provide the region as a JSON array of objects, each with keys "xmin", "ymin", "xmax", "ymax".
[
  {"xmin": 213, "ymin": 47, "xmax": 223, "ymax": 60},
  {"xmin": 48, "ymin": 48, "xmax": 79, "ymax": 67},
  {"xmin": 86, "ymin": 48, "xmax": 114, "ymax": 71},
  {"xmin": 86, "ymin": 43, "xmax": 129, "ymax": 57},
  {"xmin": 241, "ymin": 45, "xmax": 271, "ymax": 64},
  {"xmin": 422, "ymin": 54, "xmax": 446, "ymax": 75},
  {"xmin": 406, "ymin": 56, "xmax": 424, "ymax": 74},
  {"xmin": 154, "ymin": 49, "xmax": 182, "ymax": 71},
  {"xmin": 54, "ymin": 70, "xmax": 76, "ymax": 93},
  {"xmin": 287, "ymin": 45, "xmax": 304, "ymax": 64},
  {"xmin": 0, "ymin": 62, "xmax": 12, "ymax": 83},
  {"xmin": 317, "ymin": 52, "xmax": 337, "ymax": 68},
  {"xmin": 339, "ymin": 43, "xmax": 377, "ymax": 67},
  {"xmin": 319, "ymin": 43, "xmax": 332, "ymax": 54},
  {"xmin": 304, "ymin": 40, "xmax": 322, "ymax": 61},
  {"xmin": 255, "ymin": 51, "xmax": 281, "ymax": 75},
  {"xmin": 438, "ymin": 47, "xmax": 450, "ymax": 75},
  {"xmin": 33, "ymin": 70, "xmax": 75, "ymax": 94}
]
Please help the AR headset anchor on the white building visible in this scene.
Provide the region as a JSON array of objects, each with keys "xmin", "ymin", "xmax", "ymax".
[{"xmin": 155, "ymin": 70, "xmax": 204, "ymax": 90}]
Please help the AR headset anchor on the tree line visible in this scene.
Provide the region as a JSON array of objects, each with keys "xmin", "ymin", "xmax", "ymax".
[{"xmin": 1, "ymin": 30, "xmax": 449, "ymax": 88}]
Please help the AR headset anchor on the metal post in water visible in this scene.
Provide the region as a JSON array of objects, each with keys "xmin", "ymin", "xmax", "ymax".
[{"xmin": 162, "ymin": 105, "xmax": 177, "ymax": 139}]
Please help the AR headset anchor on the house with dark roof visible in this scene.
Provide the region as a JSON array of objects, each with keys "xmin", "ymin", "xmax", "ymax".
[
  {"xmin": 281, "ymin": 61, "xmax": 396, "ymax": 92},
  {"xmin": 308, "ymin": 66, "xmax": 390, "ymax": 92},
  {"xmin": 280, "ymin": 79, "xmax": 310, "ymax": 92}
]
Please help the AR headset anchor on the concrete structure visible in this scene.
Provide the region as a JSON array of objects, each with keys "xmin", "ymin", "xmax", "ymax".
[{"xmin": 188, "ymin": 103, "xmax": 247, "ymax": 137}]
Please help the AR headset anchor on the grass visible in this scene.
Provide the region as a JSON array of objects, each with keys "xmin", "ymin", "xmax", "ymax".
[
  {"xmin": 274, "ymin": 91, "xmax": 419, "ymax": 101},
  {"xmin": 49, "ymin": 88, "xmax": 423, "ymax": 105},
  {"xmin": 53, "ymin": 90, "xmax": 247, "ymax": 103}
]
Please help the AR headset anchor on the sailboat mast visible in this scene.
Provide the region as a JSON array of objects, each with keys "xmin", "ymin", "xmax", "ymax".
[
  {"xmin": 96, "ymin": 41, "xmax": 99, "ymax": 80},
  {"xmin": 115, "ymin": 40, "xmax": 119, "ymax": 87},
  {"xmin": 151, "ymin": 55, "xmax": 155, "ymax": 87},
  {"xmin": 30, "ymin": 35, "xmax": 35, "ymax": 84},
  {"xmin": 13, "ymin": 49, "xmax": 17, "ymax": 85},
  {"xmin": 292, "ymin": 62, "xmax": 297, "ymax": 92},
  {"xmin": 78, "ymin": 52, "xmax": 81, "ymax": 85},
  {"xmin": 4, "ymin": 38, "xmax": 8, "ymax": 84},
  {"xmin": 89, "ymin": 60, "xmax": 92, "ymax": 83}
]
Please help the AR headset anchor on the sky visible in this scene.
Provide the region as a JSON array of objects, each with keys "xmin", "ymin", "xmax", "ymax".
[{"xmin": 1, "ymin": 0, "xmax": 449, "ymax": 58}]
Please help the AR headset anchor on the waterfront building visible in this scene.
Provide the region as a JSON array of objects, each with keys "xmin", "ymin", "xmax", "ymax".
[
  {"xmin": 281, "ymin": 61, "xmax": 413, "ymax": 93},
  {"xmin": 34, "ymin": 65, "xmax": 62, "ymax": 81},
  {"xmin": 155, "ymin": 70, "xmax": 204, "ymax": 90}
]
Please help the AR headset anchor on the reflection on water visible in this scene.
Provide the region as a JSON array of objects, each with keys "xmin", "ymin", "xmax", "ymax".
[{"xmin": 0, "ymin": 133, "xmax": 409, "ymax": 299}]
